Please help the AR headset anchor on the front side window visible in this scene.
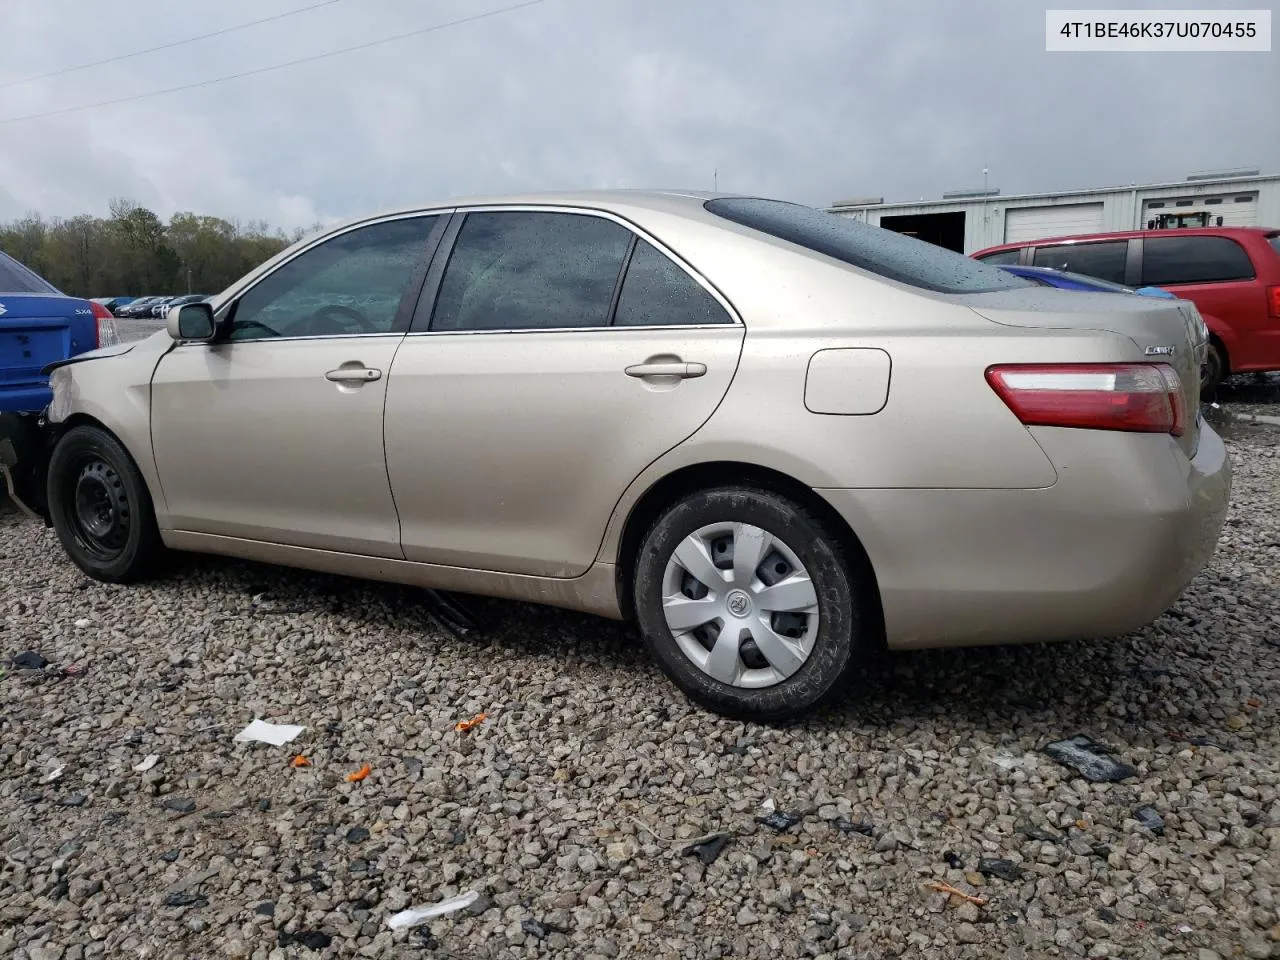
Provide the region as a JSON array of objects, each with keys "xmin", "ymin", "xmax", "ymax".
[
  {"xmin": 614, "ymin": 240, "xmax": 731, "ymax": 326},
  {"xmin": 1141, "ymin": 236, "xmax": 1256, "ymax": 285},
  {"xmin": 703, "ymin": 198, "xmax": 1032, "ymax": 294},
  {"xmin": 974, "ymin": 249, "xmax": 1021, "ymax": 265},
  {"xmin": 431, "ymin": 211, "xmax": 632, "ymax": 331},
  {"xmin": 230, "ymin": 216, "xmax": 439, "ymax": 341},
  {"xmin": 1032, "ymin": 241, "xmax": 1128, "ymax": 283}
]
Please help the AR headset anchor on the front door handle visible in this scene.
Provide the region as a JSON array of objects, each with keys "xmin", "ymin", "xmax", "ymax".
[
  {"xmin": 325, "ymin": 366, "xmax": 382, "ymax": 383},
  {"xmin": 625, "ymin": 361, "xmax": 707, "ymax": 379}
]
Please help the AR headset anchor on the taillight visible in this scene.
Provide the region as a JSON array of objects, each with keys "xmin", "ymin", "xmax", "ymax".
[
  {"xmin": 986, "ymin": 363, "xmax": 1186, "ymax": 438},
  {"xmin": 90, "ymin": 300, "xmax": 121, "ymax": 348},
  {"xmin": 1268, "ymin": 285, "xmax": 1280, "ymax": 318}
]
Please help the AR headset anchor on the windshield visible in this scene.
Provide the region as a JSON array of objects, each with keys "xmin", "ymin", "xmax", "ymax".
[
  {"xmin": 704, "ymin": 198, "xmax": 1033, "ymax": 294},
  {"xmin": 0, "ymin": 250, "xmax": 58, "ymax": 294}
]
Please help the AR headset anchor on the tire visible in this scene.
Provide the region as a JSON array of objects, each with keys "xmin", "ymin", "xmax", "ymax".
[
  {"xmin": 633, "ymin": 486, "xmax": 865, "ymax": 721},
  {"xmin": 46, "ymin": 425, "xmax": 162, "ymax": 583},
  {"xmin": 1201, "ymin": 341, "xmax": 1226, "ymax": 397}
]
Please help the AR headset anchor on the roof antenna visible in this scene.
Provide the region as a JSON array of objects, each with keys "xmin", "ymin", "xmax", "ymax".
[{"xmin": 714, "ymin": 168, "xmax": 718, "ymax": 192}]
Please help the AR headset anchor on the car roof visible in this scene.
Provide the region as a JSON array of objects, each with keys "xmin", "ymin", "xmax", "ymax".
[
  {"xmin": 978, "ymin": 225, "xmax": 1278, "ymax": 253},
  {"xmin": 313, "ymin": 189, "xmax": 738, "ymax": 236}
]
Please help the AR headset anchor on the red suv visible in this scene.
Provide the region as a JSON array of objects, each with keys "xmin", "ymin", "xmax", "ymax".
[{"xmin": 973, "ymin": 227, "xmax": 1280, "ymax": 389}]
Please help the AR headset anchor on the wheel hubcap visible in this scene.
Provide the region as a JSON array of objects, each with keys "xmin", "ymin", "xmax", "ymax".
[{"xmin": 661, "ymin": 522, "xmax": 820, "ymax": 689}]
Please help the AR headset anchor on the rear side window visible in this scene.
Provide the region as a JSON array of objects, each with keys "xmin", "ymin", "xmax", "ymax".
[
  {"xmin": 1268, "ymin": 235, "xmax": 1280, "ymax": 256},
  {"xmin": 0, "ymin": 250, "xmax": 58, "ymax": 294},
  {"xmin": 614, "ymin": 240, "xmax": 731, "ymax": 326},
  {"xmin": 975, "ymin": 249, "xmax": 1021, "ymax": 265},
  {"xmin": 704, "ymin": 198, "xmax": 1032, "ymax": 294},
  {"xmin": 432, "ymin": 212, "xmax": 631, "ymax": 331},
  {"xmin": 1032, "ymin": 241, "xmax": 1128, "ymax": 283},
  {"xmin": 1141, "ymin": 236, "xmax": 1255, "ymax": 285}
]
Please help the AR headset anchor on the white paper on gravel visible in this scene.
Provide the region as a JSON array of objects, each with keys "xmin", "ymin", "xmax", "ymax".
[
  {"xmin": 233, "ymin": 719, "xmax": 305, "ymax": 746},
  {"xmin": 387, "ymin": 891, "xmax": 481, "ymax": 929}
]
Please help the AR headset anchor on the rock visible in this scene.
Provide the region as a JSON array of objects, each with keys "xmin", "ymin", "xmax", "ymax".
[
  {"xmin": 638, "ymin": 902, "xmax": 665, "ymax": 923},
  {"xmin": 1243, "ymin": 938, "xmax": 1272, "ymax": 959},
  {"xmin": 12, "ymin": 650, "xmax": 49, "ymax": 669},
  {"xmin": 955, "ymin": 902, "xmax": 980, "ymax": 923},
  {"xmin": 163, "ymin": 798, "xmax": 196, "ymax": 814},
  {"xmin": 874, "ymin": 833, "xmax": 898, "ymax": 852},
  {"xmin": 835, "ymin": 819, "xmax": 875, "ymax": 836},
  {"xmin": 955, "ymin": 922, "xmax": 983, "ymax": 944},
  {"xmin": 736, "ymin": 907, "xmax": 759, "ymax": 926},
  {"xmin": 1133, "ymin": 806, "xmax": 1165, "ymax": 834},
  {"xmin": 345, "ymin": 827, "xmax": 369, "ymax": 844}
]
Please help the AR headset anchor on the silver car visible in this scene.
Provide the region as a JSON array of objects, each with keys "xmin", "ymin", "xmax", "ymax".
[{"xmin": 4, "ymin": 191, "xmax": 1231, "ymax": 720}]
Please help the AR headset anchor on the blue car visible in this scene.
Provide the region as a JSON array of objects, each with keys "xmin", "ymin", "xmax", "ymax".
[
  {"xmin": 1, "ymin": 250, "xmax": 120, "ymax": 415},
  {"xmin": 998, "ymin": 264, "xmax": 1177, "ymax": 299}
]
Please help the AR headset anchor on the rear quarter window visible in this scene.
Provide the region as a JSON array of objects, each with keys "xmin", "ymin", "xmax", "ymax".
[
  {"xmin": 0, "ymin": 251, "xmax": 58, "ymax": 294},
  {"xmin": 1141, "ymin": 236, "xmax": 1256, "ymax": 285},
  {"xmin": 704, "ymin": 198, "xmax": 1032, "ymax": 294},
  {"xmin": 1268, "ymin": 235, "xmax": 1280, "ymax": 257}
]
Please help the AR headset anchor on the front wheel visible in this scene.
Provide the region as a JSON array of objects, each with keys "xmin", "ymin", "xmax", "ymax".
[
  {"xmin": 633, "ymin": 486, "xmax": 867, "ymax": 721},
  {"xmin": 47, "ymin": 425, "xmax": 162, "ymax": 582}
]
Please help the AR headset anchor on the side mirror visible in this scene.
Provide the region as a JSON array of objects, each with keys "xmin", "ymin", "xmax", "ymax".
[{"xmin": 168, "ymin": 302, "xmax": 215, "ymax": 341}]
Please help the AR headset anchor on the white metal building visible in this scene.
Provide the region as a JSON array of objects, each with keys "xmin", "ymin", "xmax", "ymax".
[{"xmin": 827, "ymin": 170, "xmax": 1280, "ymax": 254}]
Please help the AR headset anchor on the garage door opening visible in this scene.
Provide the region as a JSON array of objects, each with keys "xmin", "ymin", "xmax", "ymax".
[{"xmin": 878, "ymin": 212, "xmax": 966, "ymax": 252}]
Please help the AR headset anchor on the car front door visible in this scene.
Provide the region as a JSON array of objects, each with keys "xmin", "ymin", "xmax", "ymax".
[
  {"xmin": 383, "ymin": 208, "xmax": 745, "ymax": 578},
  {"xmin": 149, "ymin": 214, "xmax": 446, "ymax": 556}
]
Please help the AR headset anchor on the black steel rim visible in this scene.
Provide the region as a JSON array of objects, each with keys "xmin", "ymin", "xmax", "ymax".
[{"xmin": 68, "ymin": 457, "xmax": 131, "ymax": 561}]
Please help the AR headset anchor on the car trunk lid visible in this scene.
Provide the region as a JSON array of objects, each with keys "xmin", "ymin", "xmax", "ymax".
[
  {"xmin": 0, "ymin": 294, "xmax": 96, "ymax": 388},
  {"xmin": 965, "ymin": 289, "xmax": 1205, "ymax": 457}
]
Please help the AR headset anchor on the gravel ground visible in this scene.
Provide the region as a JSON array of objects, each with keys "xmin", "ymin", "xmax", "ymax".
[{"xmin": 2, "ymin": 416, "xmax": 1279, "ymax": 960}]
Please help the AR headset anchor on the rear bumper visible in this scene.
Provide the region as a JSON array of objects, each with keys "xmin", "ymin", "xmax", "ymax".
[
  {"xmin": 0, "ymin": 410, "xmax": 51, "ymax": 520},
  {"xmin": 0, "ymin": 384, "xmax": 54, "ymax": 415},
  {"xmin": 818, "ymin": 423, "xmax": 1232, "ymax": 650}
]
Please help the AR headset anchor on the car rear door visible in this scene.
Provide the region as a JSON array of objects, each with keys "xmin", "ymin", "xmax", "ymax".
[
  {"xmin": 1136, "ymin": 234, "xmax": 1275, "ymax": 370},
  {"xmin": 149, "ymin": 213, "xmax": 447, "ymax": 556},
  {"xmin": 383, "ymin": 207, "xmax": 745, "ymax": 578}
]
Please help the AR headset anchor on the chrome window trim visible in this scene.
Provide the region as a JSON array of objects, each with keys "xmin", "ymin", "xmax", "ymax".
[
  {"xmin": 422, "ymin": 202, "xmax": 744, "ymax": 331},
  {"xmin": 402, "ymin": 324, "xmax": 738, "ymax": 338}
]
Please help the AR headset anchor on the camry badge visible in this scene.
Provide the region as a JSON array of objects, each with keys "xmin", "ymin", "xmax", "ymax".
[{"xmin": 1144, "ymin": 345, "xmax": 1175, "ymax": 356}]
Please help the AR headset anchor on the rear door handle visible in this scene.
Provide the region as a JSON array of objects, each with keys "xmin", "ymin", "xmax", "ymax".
[
  {"xmin": 325, "ymin": 366, "xmax": 382, "ymax": 383},
  {"xmin": 624, "ymin": 361, "xmax": 707, "ymax": 379}
]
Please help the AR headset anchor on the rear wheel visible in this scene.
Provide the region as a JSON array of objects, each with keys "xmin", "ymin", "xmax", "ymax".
[
  {"xmin": 633, "ymin": 486, "xmax": 866, "ymax": 721},
  {"xmin": 47, "ymin": 425, "xmax": 162, "ymax": 582}
]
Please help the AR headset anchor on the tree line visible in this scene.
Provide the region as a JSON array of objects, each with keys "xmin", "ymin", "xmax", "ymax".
[{"xmin": 0, "ymin": 199, "xmax": 316, "ymax": 298}]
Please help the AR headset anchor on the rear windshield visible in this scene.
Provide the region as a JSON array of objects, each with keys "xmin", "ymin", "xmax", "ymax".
[
  {"xmin": 704, "ymin": 198, "xmax": 1033, "ymax": 294},
  {"xmin": 0, "ymin": 250, "xmax": 57, "ymax": 294}
]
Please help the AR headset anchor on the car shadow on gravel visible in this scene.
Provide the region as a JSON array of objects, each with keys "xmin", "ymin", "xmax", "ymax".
[{"xmin": 158, "ymin": 550, "xmax": 1241, "ymax": 740}]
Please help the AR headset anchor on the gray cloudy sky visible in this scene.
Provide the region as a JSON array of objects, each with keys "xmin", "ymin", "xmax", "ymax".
[{"xmin": 1, "ymin": 0, "xmax": 1276, "ymax": 230}]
